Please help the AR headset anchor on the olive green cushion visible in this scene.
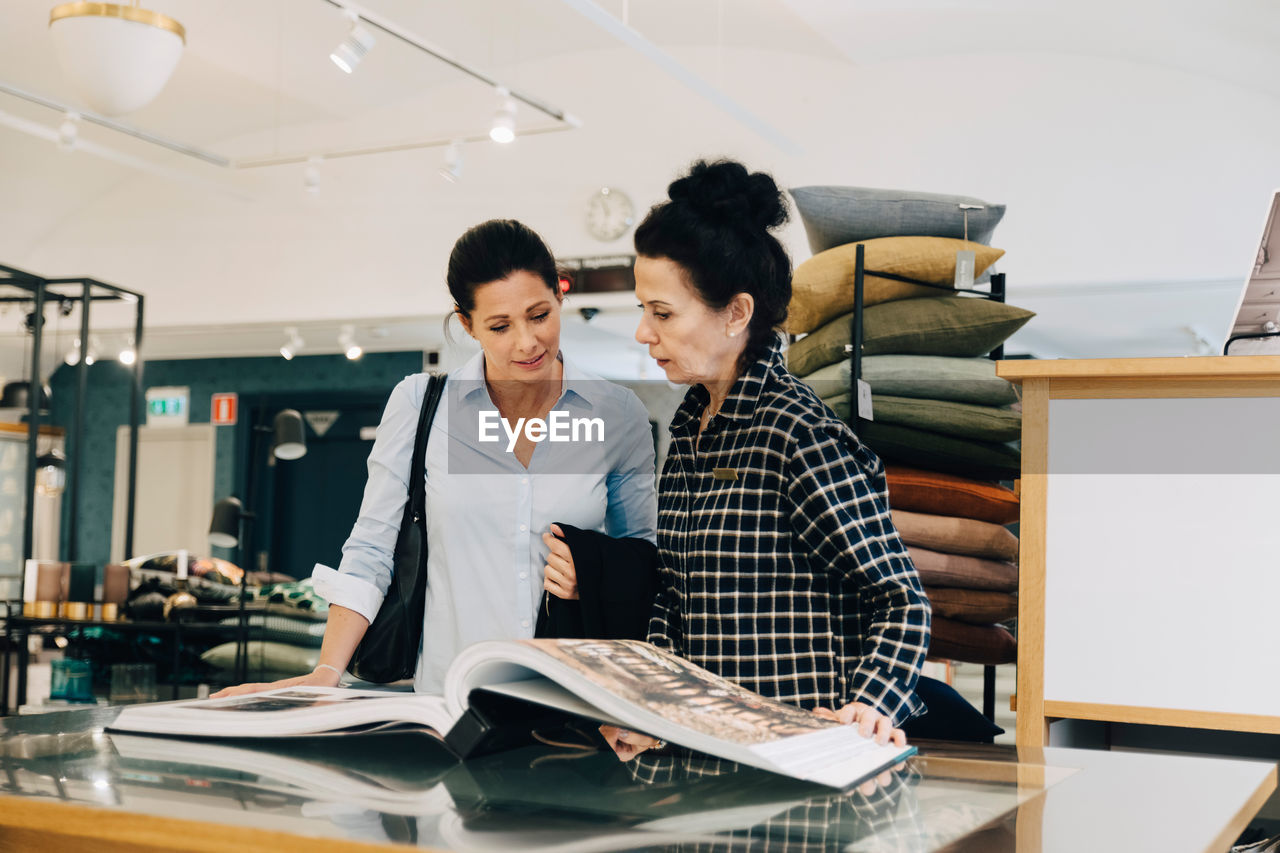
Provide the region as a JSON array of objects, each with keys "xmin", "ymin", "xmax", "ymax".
[
  {"xmin": 857, "ymin": 420, "xmax": 1021, "ymax": 481},
  {"xmin": 893, "ymin": 509, "xmax": 1019, "ymax": 562},
  {"xmin": 817, "ymin": 394, "xmax": 1021, "ymax": 443},
  {"xmin": 803, "ymin": 355, "xmax": 1019, "ymax": 407},
  {"xmin": 871, "ymin": 396, "xmax": 1021, "ymax": 442},
  {"xmin": 787, "ymin": 297, "xmax": 1035, "ymax": 377},
  {"xmin": 788, "ymin": 237, "xmax": 1004, "ymax": 334}
]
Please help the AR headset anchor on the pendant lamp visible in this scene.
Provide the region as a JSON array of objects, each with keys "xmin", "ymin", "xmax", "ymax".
[{"xmin": 49, "ymin": 1, "xmax": 185, "ymax": 115}]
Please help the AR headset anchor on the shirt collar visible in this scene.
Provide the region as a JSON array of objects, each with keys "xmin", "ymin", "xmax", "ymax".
[
  {"xmin": 670, "ymin": 334, "xmax": 787, "ymax": 432},
  {"xmin": 455, "ymin": 349, "xmax": 596, "ymax": 408}
]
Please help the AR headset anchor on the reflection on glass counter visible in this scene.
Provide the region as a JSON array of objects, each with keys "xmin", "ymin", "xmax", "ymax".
[
  {"xmin": 0, "ymin": 705, "xmax": 1272, "ymax": 852},
  {"xmin": 0, "ymin": 718, "xmax": 1066, "ymax": 852}
]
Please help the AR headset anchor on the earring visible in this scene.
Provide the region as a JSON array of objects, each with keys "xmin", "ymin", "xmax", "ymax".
[{"xmin": 728, "ymin": 330, "xmax": 738, "ymax": 338}]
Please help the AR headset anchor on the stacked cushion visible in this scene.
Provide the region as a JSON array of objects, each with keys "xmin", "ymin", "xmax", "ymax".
[
  {"xmin": 892, "ymin": 510, "xmax": 1018, "ymax": 561},
  {"xmin": 885, "ymin": 465, "xmax": 1019, "ymax": 525},
  {"xmin": 804, "ymin": 356, "xmax": 1019, "ymax": 407},
  {"xmin": 857, "ymin": 421, "xmax": 1020, "ymax": 481},
  {"xmin": 908, "ymin": 546, "xmax": 1017, "ymax": 592},
  {"xmin": 926, "ymin": 588, "xmax": 1018, "ymax": 625},
  {"xmin": 790, "ymin": 186, "xmax": 1006, "ymax": 254},
  {"xmin": 786, "ymin": 185, "xmax": 1025, "ymax": 673},
  {"xmin": 787, "ymin": 237, "xmax": 1005, "ymax": 334},
  {"xmin": 788, "ymin": 297, "xmax": 1034, "ymax": 377},
  {"xmin": 929, "ymin": 620, "xmax": 1017, "ymax": 666}
]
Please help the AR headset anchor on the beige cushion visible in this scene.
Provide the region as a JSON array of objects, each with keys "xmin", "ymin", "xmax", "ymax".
[
  {"xmin": 893, "ymin": 509, "xmax": 1018, "ymax": 561},
  {"xmin": 788, "ymin": 237, "xmax": 1005, "ymax": 334}
]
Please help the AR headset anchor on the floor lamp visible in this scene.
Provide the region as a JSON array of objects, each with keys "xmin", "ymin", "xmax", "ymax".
[{"xmin": 208, "ymin": 408, "xmax": 307, "ymax": 684}]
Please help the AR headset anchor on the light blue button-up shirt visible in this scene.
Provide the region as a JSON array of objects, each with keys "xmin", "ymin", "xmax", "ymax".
[{"xmin": 312, "ymin": 350, "xmax": 657, "ymax": 694}]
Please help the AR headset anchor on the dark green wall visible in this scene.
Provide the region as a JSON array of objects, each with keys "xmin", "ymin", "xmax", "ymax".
[{"xmin": 48, "ymin": 351, "xmax": 425, "ymax": 565}]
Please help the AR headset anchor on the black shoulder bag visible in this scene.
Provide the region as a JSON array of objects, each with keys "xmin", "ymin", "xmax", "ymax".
[{"xmin": 347, "ymin": 373, "xmax": 447, "ymax": 683}]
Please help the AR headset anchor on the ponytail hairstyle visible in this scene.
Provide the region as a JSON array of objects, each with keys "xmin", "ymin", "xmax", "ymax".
[
  {"xmin": 634, "ymin": 159, "xmax": 791, "ymax": 368},
  {"xmin": 446, "ymin": 219, "xmax": 560, "ymax": 318}
]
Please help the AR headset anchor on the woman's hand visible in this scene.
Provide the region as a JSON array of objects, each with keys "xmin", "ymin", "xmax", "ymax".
[
  {"xmin": 813, "ymin": 702, "xmax": 907, "ymax": 748},
  {"xmin": 209, "ymin": 665, "xmax": 342, "ymax": 699},
  {"xmin": 598, "ymin": 725, "xmax": 664, "ymax": 761},
  {"xmin": 541, "ymin": 523, "xmax": 579, "ymax": 600}
]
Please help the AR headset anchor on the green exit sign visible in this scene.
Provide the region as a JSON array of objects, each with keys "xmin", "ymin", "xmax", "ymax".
[
  {"xmin": 145, "ymin": 386, "xmax": 190, "ymax": 427},
  {"xmin": 148, "ymin": 398, "xmax": 184, "ymax": 416}
]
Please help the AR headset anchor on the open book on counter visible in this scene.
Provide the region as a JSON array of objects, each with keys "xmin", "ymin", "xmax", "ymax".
[{"xmin": 108, "ymin": 638, "xmax": 914, "ymax": 789}]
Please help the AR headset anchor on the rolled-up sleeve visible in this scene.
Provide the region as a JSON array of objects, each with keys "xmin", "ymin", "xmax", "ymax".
[
  {"xmin": 604, "ymin": 392, "xmax": 658, "ymax": 543},
  {"xmin": 311, "ymin": 374, "xmax": 427, "ymax": 624}
]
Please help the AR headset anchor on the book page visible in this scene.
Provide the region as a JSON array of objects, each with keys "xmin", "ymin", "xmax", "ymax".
[
  {"xmin": 109, "ymin": 687, "xmax": 454, "ymax": 738},
  {"xmin": 448, "ymin": 639, "xmax": 913, "ymax": 789}
]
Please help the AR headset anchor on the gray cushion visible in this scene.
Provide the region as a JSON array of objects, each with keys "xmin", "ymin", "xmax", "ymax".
[
  {"xmin": 803, "ymin": 355, "xmax": 1019, "ymax": 407},
  {"xmin": 789, "ymin": 186, "xmax": 1006, "ymax": 255}
]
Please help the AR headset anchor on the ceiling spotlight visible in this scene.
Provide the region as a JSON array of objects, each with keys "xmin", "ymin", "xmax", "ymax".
[
  {"xmin": 57, "ymin": 112, "xmax": 78, "ymax": 151},
  {"xmin": 339, "ymin": 325, "xmax": 362, "ymax": 360},
  {"xmin": 439, "ymin": 141, "xmax": 463, "ymax": 183},
  {"xmin": 489, "ymin": 89, "xmax": 517, "ymax": 144},
  {"xmin": 280, "ymin": 326, "xmax": 304, "ymax": 360},
  {"xmin": 330, "ymin": 11, "xmax": 376, "ymax": 74},
  {"xmin": 118, "ymin": 343, "xmax": 136, "ymax": 366},
  {"xmin": 304, "ymin": 156, "xmax": 321, "ymax": 193}
]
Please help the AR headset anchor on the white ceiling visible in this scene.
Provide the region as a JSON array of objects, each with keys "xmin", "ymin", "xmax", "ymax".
[{"xmin": 2, "ymin": 0, "xmax": 1279, "ymax": 375}]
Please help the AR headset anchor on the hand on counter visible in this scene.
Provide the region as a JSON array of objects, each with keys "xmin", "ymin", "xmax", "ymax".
[{"xmin": 209, "ymin": 665, "xmax": 343, "ymax": 699}]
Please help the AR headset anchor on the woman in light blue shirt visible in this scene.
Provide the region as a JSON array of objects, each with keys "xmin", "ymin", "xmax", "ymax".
[{"xmin": 216, "ymin": 220, "xmax": 657, "ymax": 697}]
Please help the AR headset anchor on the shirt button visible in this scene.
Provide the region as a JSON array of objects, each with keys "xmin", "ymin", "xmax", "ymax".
[
  {"xmin": 519, "ymin": 572, "xmax": 527, "ymax": 580},
  {"xmin": 521, "ymin": 619, "xmax": 530, "ymax": 628},
  {"xmin": 521, "ymin": 477, "xmax": 528, "ymax": 485},
  {"xmin": 519, "ymin": 524, "xmax": 528, "ymax": 532}
]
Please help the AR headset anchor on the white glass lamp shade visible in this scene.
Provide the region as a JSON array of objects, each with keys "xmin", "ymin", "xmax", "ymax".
[{"xmin": 49, "ymin": 3, "xmax": 186, "ymax": 116}]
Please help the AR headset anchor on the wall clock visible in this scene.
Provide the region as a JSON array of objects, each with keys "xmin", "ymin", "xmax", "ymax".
[{"xmin": 585, "ymin": 187, "xmax": 634, "ymax": 242}]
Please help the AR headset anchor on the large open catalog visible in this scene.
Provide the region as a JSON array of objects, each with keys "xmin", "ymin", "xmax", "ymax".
[{"xmin": 108, "ymin": 638, "xmax": 914, "ymax": 789}]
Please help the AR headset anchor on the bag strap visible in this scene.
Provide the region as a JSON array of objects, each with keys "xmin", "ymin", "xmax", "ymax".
[{"xmin": 409, "ymin": 372, "xmax": 447, "ymax": 526}]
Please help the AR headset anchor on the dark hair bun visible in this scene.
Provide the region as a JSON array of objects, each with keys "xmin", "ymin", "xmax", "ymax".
[{"xmin": 668, "ymin": 159, "xmax": 788, "ymax": 232}]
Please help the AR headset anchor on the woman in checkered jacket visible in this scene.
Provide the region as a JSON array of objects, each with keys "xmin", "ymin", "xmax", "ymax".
[{"xmin": 612, "ymin": 159, "xmax": 931, "ymax": 759}]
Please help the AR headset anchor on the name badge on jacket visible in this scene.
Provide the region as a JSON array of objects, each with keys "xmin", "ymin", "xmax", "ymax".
[{"xmin": 712, "ymin": 468, "xmax": 738, "ymax": 482}]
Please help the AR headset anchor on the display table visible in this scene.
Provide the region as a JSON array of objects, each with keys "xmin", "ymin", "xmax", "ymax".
[
  {"xmin": 0, "ymin": 705, "xmax": 1273, "ymax": 852},
  {"xmin": 997, "ymin": 355, "xmax": 1280, "ymax": 747}
]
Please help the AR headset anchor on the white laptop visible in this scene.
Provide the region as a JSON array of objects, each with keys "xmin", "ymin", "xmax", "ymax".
[{"xmin": 1224, "ymin": 190, "xmax": 1280, "ymax": 354}]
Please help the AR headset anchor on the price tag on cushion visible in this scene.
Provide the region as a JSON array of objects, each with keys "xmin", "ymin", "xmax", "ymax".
[
  {"xmin": 857, "ymin": 379, "xmax": 874, "ymax": 421},
  {"xmin": 954, "ymin": 250, "xmax": 976, "ymax": 289}
]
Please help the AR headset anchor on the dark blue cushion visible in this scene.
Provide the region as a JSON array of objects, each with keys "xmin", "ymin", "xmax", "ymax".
[{"xmin": 901, "ymin": 675, "xmax": 1004, "ymax": 743}]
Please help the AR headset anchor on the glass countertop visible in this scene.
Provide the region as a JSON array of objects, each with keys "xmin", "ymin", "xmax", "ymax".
[{"xmin": 0, "ymin": 706, "xmax": 1273, "ymax": 852}]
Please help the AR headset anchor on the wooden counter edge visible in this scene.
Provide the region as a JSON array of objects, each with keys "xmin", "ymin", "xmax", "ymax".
[
  {"xmin": 0, "ymin": 796, "xmax": 437, "ymax": 853},
  {"xmin": 1205, "ymin": 763, "xmax": 1278, "ymax": 853},
  {"xmin": 996, "ymin": 355, "xmax": 1280, "ymax": 381}
]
